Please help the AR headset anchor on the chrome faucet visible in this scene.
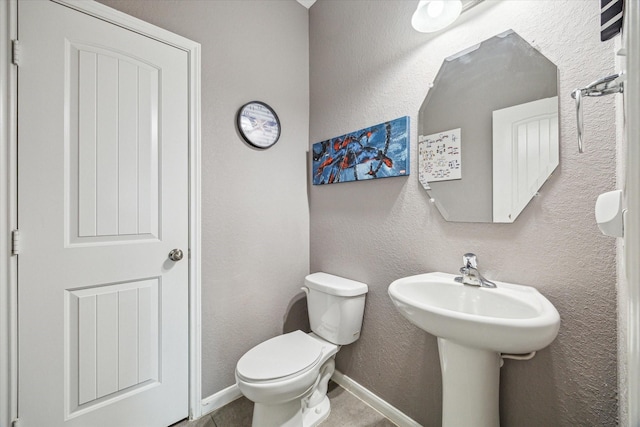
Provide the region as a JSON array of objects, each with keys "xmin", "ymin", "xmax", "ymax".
[{"xmin": 454, "ymin": 253, "xmax": 497, "ymax": 288}]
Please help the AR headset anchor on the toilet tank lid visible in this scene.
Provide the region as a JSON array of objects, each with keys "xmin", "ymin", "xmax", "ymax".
[{"xmin": 305, "ymin": 272, "xmax": 368, "ymax": 297}]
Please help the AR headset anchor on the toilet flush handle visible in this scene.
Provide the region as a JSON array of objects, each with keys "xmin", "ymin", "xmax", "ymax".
[{"xmin": 301, "ymin": 286, "xmax": 309, "ymax": 296}]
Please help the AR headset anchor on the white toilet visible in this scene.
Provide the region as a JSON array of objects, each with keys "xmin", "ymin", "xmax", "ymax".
[{"xmin": 235, "ymin": 272, "xmax": 368, "ymax": 427}]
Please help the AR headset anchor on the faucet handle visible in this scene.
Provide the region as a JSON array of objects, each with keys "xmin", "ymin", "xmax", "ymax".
[{"xmin": 462, "ymin": 253, "xmax": 477, "ymax": 269}]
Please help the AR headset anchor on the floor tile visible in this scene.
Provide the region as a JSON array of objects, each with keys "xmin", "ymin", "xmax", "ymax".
[
  {"xmin": 211, "ymin": 394, "xmax": 254, "ymax": 427},
  {"xmin": 324, "ymin": 382, "xmax": 396, "ymax": 427}
]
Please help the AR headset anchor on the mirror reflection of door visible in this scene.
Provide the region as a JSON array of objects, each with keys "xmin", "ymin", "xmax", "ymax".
[
  {"xmin": 418, "ymin": 30, "xmax": 559, "ymax": 223},
  {"xmin": 492, "ymin": 97, "xmax": 559, "ymax": 223}
]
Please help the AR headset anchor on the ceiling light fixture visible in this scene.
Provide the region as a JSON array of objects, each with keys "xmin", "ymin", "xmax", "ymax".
[{"xmin": 411, "ymin": 0, "xmax": 463, "ymax": 33}]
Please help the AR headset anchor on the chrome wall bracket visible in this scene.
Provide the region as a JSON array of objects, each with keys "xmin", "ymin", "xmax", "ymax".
[{"xmin": 571, "ymin": 72, "xmax": 624, "ymax": 153}]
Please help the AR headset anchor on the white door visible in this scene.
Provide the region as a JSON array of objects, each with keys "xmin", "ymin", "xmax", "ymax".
[{"xmin": 17, "ymin": 1, "xmax": 189, "ymax": 426}]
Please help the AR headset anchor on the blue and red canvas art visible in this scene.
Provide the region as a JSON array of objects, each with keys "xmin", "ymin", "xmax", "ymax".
[{"xmin": 312, "ymin": 116, "xmax": 410, "ymax": 185}]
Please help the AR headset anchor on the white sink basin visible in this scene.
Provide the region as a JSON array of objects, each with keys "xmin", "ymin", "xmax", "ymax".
[
  {"xmin": 389, "ymin": 271, "xmax": 561, "ymax": 427},
  {"xmin": 388, "ymin": 272, "xmax": 560, "ymax": 354}
]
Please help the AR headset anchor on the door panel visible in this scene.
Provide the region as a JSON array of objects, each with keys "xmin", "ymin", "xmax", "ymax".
[
  {"xmin": 70, "ymin": 43, "xmax": 160, "ymax": 241},
  {"xmin": 18, "ymin": 1, "xmax": 189, "ymax": 426},
  {"xmin": 68, "ymin": 279, "xmax": 160, "ymax": 409}
]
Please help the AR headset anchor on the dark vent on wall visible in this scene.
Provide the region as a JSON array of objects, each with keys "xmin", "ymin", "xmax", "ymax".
[{"xmin": 601, "ymin": 0, "xmax": 624, "ymax": 41}]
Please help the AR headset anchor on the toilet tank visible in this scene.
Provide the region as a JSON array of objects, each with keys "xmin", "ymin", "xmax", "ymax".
[{"xmin": 304, "ymin": 272, "xmax": 368, "ymax": 345}]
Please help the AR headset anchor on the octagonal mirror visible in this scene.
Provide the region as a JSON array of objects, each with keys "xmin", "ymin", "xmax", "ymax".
[{"xmin": 418, "ymin": 30, "xmax": 559, "ymax": 223}]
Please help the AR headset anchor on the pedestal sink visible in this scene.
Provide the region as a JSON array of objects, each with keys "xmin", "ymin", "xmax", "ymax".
[{"xmin": 388, "ymin": 272, "xmax": 560, "ymax": 427}]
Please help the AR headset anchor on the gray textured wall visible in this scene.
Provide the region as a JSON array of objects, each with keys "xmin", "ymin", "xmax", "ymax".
[
  {"xmin": 97, "ymin": 0, "xmax": 311, "ymax": 397},
  {"xmin": 310, "ymin": 1, "xmax": 618, "ymax": 425}
]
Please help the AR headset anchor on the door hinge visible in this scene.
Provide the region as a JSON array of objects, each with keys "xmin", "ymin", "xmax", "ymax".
[
  {"xmin": 12, "ymin": 418, "xmax": 22, "ymax": 427},
  {"xmin": 11, "ymin": 229, "xmax": 20, "ymax": 255},
  {"xmin": 11, "ymin": 40, "xmax": 21, "ymax": 66}
]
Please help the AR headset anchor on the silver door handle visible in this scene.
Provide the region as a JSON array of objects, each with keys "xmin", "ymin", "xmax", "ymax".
[{"xmin": 168, "ymin": 249, "xmax": 184, "ymax": 262}]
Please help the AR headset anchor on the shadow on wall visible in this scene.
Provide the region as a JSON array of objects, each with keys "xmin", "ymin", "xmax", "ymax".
[{"xmin": 283, "ymin": 292, "xmax": 311, "ymax": 334}]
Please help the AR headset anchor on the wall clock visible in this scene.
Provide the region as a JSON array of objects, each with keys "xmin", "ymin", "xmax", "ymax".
[{"xmin": 236, "ymin": 101, "xmax": 281, "ymax": 149}]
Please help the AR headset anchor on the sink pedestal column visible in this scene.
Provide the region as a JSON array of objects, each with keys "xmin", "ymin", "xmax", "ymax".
[{"xmin": 437, "ymin": 338, "xmax": 501, "ymax": 427}]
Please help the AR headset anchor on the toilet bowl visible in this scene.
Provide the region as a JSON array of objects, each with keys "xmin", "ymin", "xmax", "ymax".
[
  {"xmin": 235, "ymin": 273, "xmax": 368, "ymax": 427},
  {"xmin": 236, "ymin": 331, "xmax": 338, "ymax": 427}
]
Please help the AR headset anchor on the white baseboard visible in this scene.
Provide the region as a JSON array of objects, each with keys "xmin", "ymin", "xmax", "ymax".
[
  {"xmin": 331, "ymin": 370, "xmax": 422, "ymax": 427},
  {"xmin": 200, "ymin": 384, "xmax": 243, "ymax": 417}
]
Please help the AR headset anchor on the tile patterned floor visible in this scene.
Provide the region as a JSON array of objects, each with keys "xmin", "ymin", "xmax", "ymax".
[{"xmin": 173, "ymin": 382, "xmax": 396, "ymax": 427}]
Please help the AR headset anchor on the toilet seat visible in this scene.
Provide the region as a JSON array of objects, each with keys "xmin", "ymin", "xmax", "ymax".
[{"xmin": 236, "ymin": 331, "xmax": 326, "ymax": 382}]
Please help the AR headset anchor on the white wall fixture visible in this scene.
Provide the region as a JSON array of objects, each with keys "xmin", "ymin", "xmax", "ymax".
[{"xmin": 595, "ymin": 189, "xmax": 625, "ymax": 238}]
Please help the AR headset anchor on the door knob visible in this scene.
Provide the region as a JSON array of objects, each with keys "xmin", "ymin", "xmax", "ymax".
[{"xmin": 168, "ymin": 249, "xmax": 184, "ymax": 262}]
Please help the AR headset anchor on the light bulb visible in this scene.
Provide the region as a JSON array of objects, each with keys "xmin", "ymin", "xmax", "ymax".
[
  {"xmin": 411, "ymin": 0, "xmax": 463, "ymax": 33},
  {"xmin": 426, "ymin": 1, "xmax": 444, "ymax": 18}
]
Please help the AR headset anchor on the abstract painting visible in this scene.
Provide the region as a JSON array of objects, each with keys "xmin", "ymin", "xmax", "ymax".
[{"xmin": 312, "ymin": 116, "xmax": 410, "ymax": 185}]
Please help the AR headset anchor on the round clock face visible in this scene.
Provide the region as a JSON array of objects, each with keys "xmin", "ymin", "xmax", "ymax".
[{"xmin": 237, "ymin": 101, "xmax": 281, "ymax": 149}]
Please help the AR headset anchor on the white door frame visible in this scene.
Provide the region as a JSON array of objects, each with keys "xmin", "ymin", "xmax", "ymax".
[
  {"xmin": 0, "ymin": 1, "xmax": 202, "ymax": 425},
  {"xmin": 625, "ymin": 0, "xmax": 640, "ymax": 424}
]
